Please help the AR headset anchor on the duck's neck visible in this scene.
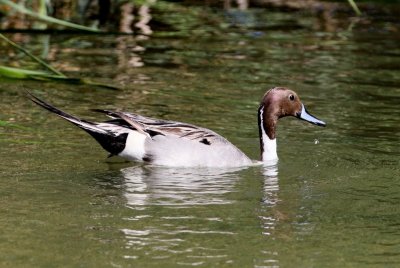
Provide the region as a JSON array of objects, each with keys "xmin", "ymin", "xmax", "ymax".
[{"xmin": 258, "ymin": 105, "xmax": 278, "ymax": 162}]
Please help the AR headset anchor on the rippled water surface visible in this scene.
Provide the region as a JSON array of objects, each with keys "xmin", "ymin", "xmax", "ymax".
[{"xmin": 1, "ymin": 8, "xmax": 399, "ymax": 268}]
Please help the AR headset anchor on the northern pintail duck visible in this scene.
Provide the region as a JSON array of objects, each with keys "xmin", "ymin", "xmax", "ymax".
[{"xmin": 28, "ymin": 87, "xmax": 325, "ymax": 167}]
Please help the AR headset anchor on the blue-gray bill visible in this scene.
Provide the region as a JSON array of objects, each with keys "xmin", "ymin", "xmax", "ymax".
[{"xmin": 297, "ymin": 104, "xmax": 326, "ymax": 127}]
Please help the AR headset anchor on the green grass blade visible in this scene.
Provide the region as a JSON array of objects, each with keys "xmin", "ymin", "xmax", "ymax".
[
  {"xmin": 0, "ymin": 65, "xmax": 53, "ymax": 79},
  {"xmin": 38, "ymin": 0, "xmax": 47, "ymax": 16},
  {"xmin": 0, "ymin": 0, "xmax": 101, "ymax": 32},
  {"xmin": 0, "ymin": 33, "xmax": 65, "ymax": 76},
  {"xmin": 0, "ymin": 65, "xmax": 120, "ymax": 90},
  {"xmin": 347, "ymin": 0, "xmax": 362, "ymax": 16},
  {"xmin": 35, "ymin": 0, "xmax": 48, "ymax": 29}
]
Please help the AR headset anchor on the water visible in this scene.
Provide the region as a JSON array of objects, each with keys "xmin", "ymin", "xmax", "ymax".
[{"xmin": 1, "ymin": 7, "xmax": 400, "ymax": 267}]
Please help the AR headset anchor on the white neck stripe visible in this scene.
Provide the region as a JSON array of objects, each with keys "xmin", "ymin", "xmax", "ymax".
[{"xmin": 259, "ymin": 106, "xmax": 278, "ymax": 162}]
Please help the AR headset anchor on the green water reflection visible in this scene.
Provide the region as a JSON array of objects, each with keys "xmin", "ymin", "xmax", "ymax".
[{"xmin": 1, "ymin": 8, "xmax": 399, "ymax": 268}]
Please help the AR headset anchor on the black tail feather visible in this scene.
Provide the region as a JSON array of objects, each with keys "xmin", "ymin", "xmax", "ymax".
[
  {"xmin": 27, "ymin": 92, "xmax": 128, "ymax": 156},
  {"xmin": 27, "ymin": 91, "xmax": 98, "ymax": 129}
]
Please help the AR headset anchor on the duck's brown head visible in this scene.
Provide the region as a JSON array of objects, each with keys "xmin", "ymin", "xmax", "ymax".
[{"xmin": 258, "ymin": 87, "xmax": 326, "ymax": 140}]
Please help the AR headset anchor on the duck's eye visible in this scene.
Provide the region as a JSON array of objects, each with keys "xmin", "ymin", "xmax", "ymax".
[{"xmin": 289, "ymin": 94, "xmax": 295, "ymax": 101}]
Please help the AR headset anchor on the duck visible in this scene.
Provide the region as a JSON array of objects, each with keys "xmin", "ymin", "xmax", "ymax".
[{"xmin": 28, "ymin": 87, "xmax": 325, "ymax": 167}]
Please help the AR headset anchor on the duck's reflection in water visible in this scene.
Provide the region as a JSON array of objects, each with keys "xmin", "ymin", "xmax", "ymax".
[
  {"xmin": 121, "ymin": 165, "xmax": 246, "ymax": 207},
  {"xmin": 118, "ymin": 164, "xmax": 281, "ymax": 265},
  {"xmin": 259, "ymin": 164, "xmax": 281, "ymax": 267},
  {"xmin": 262, "ymin": 163, "xmax": 279, "ymax": 207}
]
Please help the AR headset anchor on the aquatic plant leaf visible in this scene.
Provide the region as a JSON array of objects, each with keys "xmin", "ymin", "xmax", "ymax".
[
  {"xmin": 0, "ymin": 33, "xmax": 65, "ymax": 76},
  {"xmin": 0, "ymin": 66, "xmax": 120, "ymax": 90},
  {"xmin": 0, "ymin": 35, "xmax": 118, "ymax": 89},
  {"xmin": 0, "ymin": 66, "xmax": 52, "ymax": 79}
]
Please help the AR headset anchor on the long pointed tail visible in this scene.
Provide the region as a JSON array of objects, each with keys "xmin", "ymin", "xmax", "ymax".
[{"xmin": 27, "ymin": 92, "xmax": 127, "ymax": 156}]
